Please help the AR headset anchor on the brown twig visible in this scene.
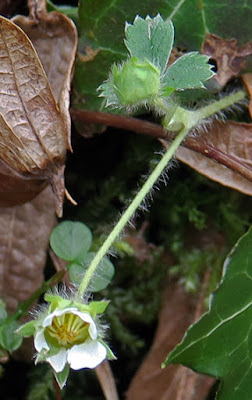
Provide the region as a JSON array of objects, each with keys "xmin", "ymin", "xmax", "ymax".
[{"xmin": 71, "ymin": 108, "xmax": 252, "ymax": 183}]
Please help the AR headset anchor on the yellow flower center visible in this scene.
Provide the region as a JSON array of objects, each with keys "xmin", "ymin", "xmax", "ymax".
[{"xmin": 45, "ymin": 313, "xmax": 90, "ymax": 348}]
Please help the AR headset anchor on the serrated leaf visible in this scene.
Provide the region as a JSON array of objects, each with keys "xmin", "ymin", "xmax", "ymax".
[
  {"xmin": 75, "ymin": 0, "xmax": 252, "ymax": 110},
  {"xmin": 162, "ymin": 52, "xmax": 214, "ymax": 91},
  {"xmin": 69, "ymin": 253, "xmax": 115, "ymax": 292},
  {"xmin": 125, "ymin": 14, "xmax": 174, "ymax": 73},
  {"xmin": 163, "ymin": 226, "xmax": 252, "ymax": 400},
  {"xmin": 50, "ymin": 221, "xmax": 92, "ymax": 261}
]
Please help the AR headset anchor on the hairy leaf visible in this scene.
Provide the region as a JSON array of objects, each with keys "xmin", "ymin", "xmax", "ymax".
[
  {"xmin": 75, "ymin": 0, "xmax": 252, "ymax": 110},
  {"xmin": 163, "ymin": 52, "xmax": 214, "ymax": 90},
  {"xmin": 125, "ymin": 14, "xmax": 174, "ymax": 73},
  {"xmin": 164, "ymin": 227, "xmax": 252, "ymax": 400}
]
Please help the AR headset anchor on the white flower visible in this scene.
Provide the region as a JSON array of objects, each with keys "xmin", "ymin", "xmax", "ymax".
[{"xmin": 34, "ymin": 307, "xmax": 107, "ymax": 373}]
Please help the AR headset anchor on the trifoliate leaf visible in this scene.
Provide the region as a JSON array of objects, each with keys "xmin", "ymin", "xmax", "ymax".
[
  {"xmin": 163, "ymin": 226, "xmax": 252, "ymax": 400},
  {"xmin": 162, "ymin": 52, "xmax": 214, "ymax": 91},
  {"xmin": 69, "ymin": 253, "xmax": 115, "ymax": 292},
  {"xmin": 125, "ymin": 14, "xmax": 174, "ymax": 73},
  {"xmin": 50, "ymin": 221, "xmax": 92, "ymax": 261}
]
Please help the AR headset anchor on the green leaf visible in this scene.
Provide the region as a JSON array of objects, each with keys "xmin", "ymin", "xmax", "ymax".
[
  {"xmin": 125, "ymin": 14, "xmax": 174, "ymax": 73},
  {"xmin": 0, "ymin": 321, "xmax": 23, "ymax": 352},
  {"xmin": 163, "ymin": 226, "xmax": 252, "ymax": 400},
  {"xmin": 50, "ymin": 221, "xmax": 92, "ymax": 261},
  {"xmin": 16, "ymin": 320, "xmax": 36, "ymax": 338},
  {"xmin": 0, "ymin": 300, "xmax": 7, "ymax": 322},
  {"xmin": 74, "ymin": 0, "xmax": 252, "ymax": 110},
  {"xmin": 162, "ymin": 52, "xmax": 214, "ymax": 91},
  {"xmin": 69, "ymin": 253, "xmax": 115, "ymax": 292}
]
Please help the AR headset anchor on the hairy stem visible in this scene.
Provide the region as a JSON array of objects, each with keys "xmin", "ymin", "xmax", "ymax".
[
  {"xmin": 77, "ymin": 89, "xmax": 247, "ymax": 298},
  {"xmin": 77, "ymin": 126, "xmax": 189, "ymax": 297}
]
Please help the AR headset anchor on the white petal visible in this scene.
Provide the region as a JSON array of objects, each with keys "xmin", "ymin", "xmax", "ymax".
[
  {"xmin": 42, "ymin": 307, "xmax": 79, "ymax": 327},
  {"xmin": 47, "ymin": 348, "xmax": 68, "ymax": 373},
  {"xmin": 67, "ymin": 339, "xmax": 106, "ymax": 370},
  {"xmin": 34, "ymin": 330, "xmax": 49, "ymax": 352}
]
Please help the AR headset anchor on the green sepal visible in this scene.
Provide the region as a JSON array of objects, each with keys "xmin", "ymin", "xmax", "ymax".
[
  {"xmin": 162, "ymin": 52, "xmax": 214, "ymax": 91},
  {"xmin": 54, "ymin": 364, "xmax": 70, "ymax": 390},
  {"xmin": 89, "ymin": 300, "xmax": 110, "ymax": 315},
  {"xmin": 16, "ymin": 320, "xmax": 36, "ymax": 337},
  {"xmin": 125, "ymin": 14, "xmax": 174, "ymax": 73},
  {"xmin": 100, "ymin": 339, "xmax": 117, "ymax": 361}
]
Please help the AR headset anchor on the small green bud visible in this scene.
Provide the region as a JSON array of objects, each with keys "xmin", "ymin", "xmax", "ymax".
[{"xmin": 112, "ymin": 57, "xmax": 160, "ymax": 106}]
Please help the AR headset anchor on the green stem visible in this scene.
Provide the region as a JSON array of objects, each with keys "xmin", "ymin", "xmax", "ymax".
[
  {"xmin": 77, "ymin": 126, "xmax": 189, "ymax": 297},
  {"xmin": 194, "ymin": 90, "xmax": 246, "ymax": 122},
  {"xmin": 77, "ymin": 88, "xmax": 247, "ymax": 298}
]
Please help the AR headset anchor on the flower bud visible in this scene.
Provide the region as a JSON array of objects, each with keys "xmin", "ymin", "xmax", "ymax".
[{"xmin": 112, "ymin": 57, "xmax": 160, "ymax": 106}]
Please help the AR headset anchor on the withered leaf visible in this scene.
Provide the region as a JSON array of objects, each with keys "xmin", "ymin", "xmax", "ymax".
[
  {"xmin": 0, "ymin": 16, "xmax": 69, "ymax": 215},
  {"xmin": 126, "ymin": 284, "xmax": 214, "ymax": 400},
  {"xmin": 201, "ymin": 34, "xmax": 252, "ymax": 88},
  {"xmin": 12, "ymin": 10, "xmax": 78, "ymax": 150},
  {"xmin": 174, "ymin": 121, "xmax": 252, "ymax": 196},
  {"xmin": 0, "ymin": 186, "xmax": 56, "ymax": 314},
  {"xmin": 242, "ymin": 73, "xmax": 252, "ymax": 118}
]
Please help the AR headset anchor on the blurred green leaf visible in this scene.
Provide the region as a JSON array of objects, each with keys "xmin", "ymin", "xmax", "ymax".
[
  {"xmin": 50, "ymin": 221, "xmax": 92, "ymax": 261},
  {"xmin": 163, "ymin": 226, "xmax": 252, "ymax": 400},
  {"xmin": 69, "ymin": 252, "xmax": 115, "ymax": 292},
  {"xmin": 0, "ymin": 321, "xmax": 23, "ymax": 352}
]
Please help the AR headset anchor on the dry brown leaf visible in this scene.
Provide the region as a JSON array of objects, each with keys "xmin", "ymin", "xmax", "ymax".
[
  {"xmin": 201, "ymin": 34, "xmax": 252, "ymax": 87},
  {"xmin": 242, "ymin": 73, "xmax": 252, "ymax": 118},
  {"xmin": 0, "ymin": 5, "xmax": 77, "ymax": 362},
  {"xmin": 174, "ymin": 120, "xmax": 252, "ymax": 196},
  {"xmin": 0, "ymin": 16, "xmax": 69, "ymax": 216},
  {"xmin": 126, "ymin": 284, "xmax": 214, "ymax": 400},
  {"xmin": 13, "ymin": 8, "xmax": 77, "ymax": 151},
  {"xmin": 0, "ymin": 186, "xmax": 56, "ymax": 314}
]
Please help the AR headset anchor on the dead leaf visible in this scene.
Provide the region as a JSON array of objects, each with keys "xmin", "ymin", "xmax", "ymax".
[
  {"xmin": 174, "ymin": 120, "xmax": 252, "ymax": 196},
  {"xmin": 126, "ymin": 284, "xmax": 214, "ymax": 400},
  {"xmin": 0, "ymin": 16, "xmax": 70, "ymax": 215},
  {"xmin": 0, "ymin": 186, "xmax": 56, "ymax": 314},
  {"xmin": 201, "ymin": 34, "xmax": 252, "ymax": 87},
  {"xmin": 242, "ymin": 73, "xmax": 252, "ymax": 117},
  {"xmin": 12, "ymin": 9, "xmax": 77, "ymax": 151}
]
